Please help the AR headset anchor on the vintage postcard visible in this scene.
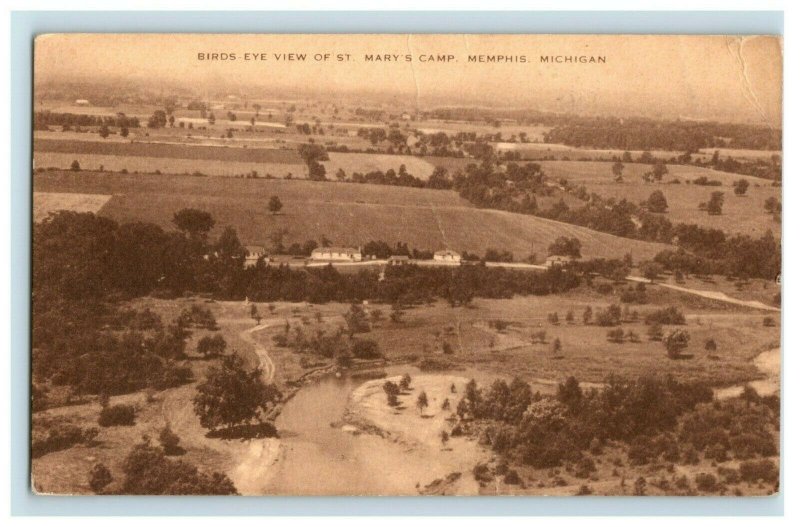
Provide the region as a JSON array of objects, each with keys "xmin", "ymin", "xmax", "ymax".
[{"xmin": 31, "ymin": 34, "xmax": 781, "ymax": 496}]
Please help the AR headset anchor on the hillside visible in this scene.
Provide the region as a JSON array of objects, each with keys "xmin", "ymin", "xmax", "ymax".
[
  {"xmin": 539, "ymin": 160, "xmax": 781, "ymax": 237},
  {"xmin": 34, "ymin": 171, "xmax": 672, "ymax": 261}
]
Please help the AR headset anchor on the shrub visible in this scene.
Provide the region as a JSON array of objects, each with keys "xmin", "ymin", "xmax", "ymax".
[
  {"xmin": 763, "ymin": 316, "xmax": 776, "ymax": 327},
  {"xmin": 573, "ymin": 457, "xmax": 597, "ymax": 479},
  {"xmin": 120, "ymin": 439, "xmax": 237, "ymax": 495},
  {"xmin": 594, "ymin": 304, "xmax": 622, "ymax": 326},
  {"xmin": 89, "ymin": 463, "xmax": 113, "ymax": 493},
  {"xmin": 98, "ymin": 404, "xmax": 136, "ymax": 427},
  {"xmin": 197, "ymin": 334, "xmax": 226, "ymax": 357},
  {"xmin": 607, "ymin": 328, "xmax": 625, "ymax": 343},
  {"xmin": 694, "ymin": 472, "xmax": 718, "ymax": 492},
  {"xmin": 351, "ymin": 338, "xmax": 382, "ymax": 359},
  {"xmin": 472, "ymin": 462, "xmax": 492, "ymax": 484},
  {"xmin": 31, "ymin": 423, "xmax": 98, "ymax": 458},
  {"xmin": 159, "ymin": 424, "xmax": 182, "ymax": 455},
  {"xmin": 645, "ymin": 306, "xmax": 686, "ymax": 325},
  {"xmin": 503, "ymin": 469, "xmax": 522, "ymax": 485},
  {"xmin": 576, "ymin": 484, "xmax": 593, "ymax": 496},
  {"xmin": 664, "ymin": 329, "xmax": 690, "ymax": 359},
  {"xmin": 418, "ymin": 358, "xmax": 451, "ymax": 371},
  {"xmin": 383, "ymin": 381, "xmax": 400, "ymax": 406},
  {"xmin": 739, "ymin": 459, "xmax": 778, "ymax": 484},
  {"xmin": 717, "ymin": 466, "xmax": 741, "ymax": 485}
]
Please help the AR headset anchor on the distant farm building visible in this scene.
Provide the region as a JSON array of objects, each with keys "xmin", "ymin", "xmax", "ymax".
[
  {"xmin": 74, "ymin": 99, "xmax": 90, "ymax": 106},
  {"xmin": 244, "ymin": 245, "xmax": 267, "ymax": 268},
  {"xmin": 310, "ymin": 247, "xmax": 363, "ymax": 262},
  {"xmin": 388, "ymin": 254, "xmax": 411, "ymax": 266},
  {"xmin": 545, "ymin": 255, "xmax": 576, "ymax": 268},
  {"xmin": 434, "ymin": 250, "xmax": 462, "ymax": 263}
]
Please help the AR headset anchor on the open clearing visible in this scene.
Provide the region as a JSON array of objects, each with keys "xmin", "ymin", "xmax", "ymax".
[
  {"xmin": 332, "ymin": 291, "xmax": 778, "ymax": 387},
  {"xmin": 539, "ymin": 160, "xmax": 781, "ymax": 236},
  {"xmin": 35, "ymin": 171, "xmax": 671, "ymax": 261},
  {"xmin": 323, "ymin": 152, "xmax": 437, "ymax": 180}
]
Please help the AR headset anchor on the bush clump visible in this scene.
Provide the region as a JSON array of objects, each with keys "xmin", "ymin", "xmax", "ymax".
[{"xmin": 98, "ymin": 404, "xmax": 136, "ymax": 427}]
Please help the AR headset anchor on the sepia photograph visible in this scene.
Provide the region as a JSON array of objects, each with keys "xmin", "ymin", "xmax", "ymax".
[{"xmin": 30, "ymin": 33, "xmax": 782, "ymax": 497}]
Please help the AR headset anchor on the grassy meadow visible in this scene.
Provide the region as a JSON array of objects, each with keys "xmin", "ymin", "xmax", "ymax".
[{"xmin": 34, "ymin": 170, "xmax": 672, "ymax": 261}]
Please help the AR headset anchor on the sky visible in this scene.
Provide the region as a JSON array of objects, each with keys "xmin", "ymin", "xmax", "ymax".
[{"xmin": 34, "ymin": 34, "xmax": 782, "ymax": 125}]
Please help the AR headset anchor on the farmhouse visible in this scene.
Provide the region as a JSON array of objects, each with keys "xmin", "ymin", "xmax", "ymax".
[
  {"xmin": 310, "ymin": 247, "xmax": 363, "ymax": 262},
  {"xmin": 74, "ymin": 99, "xmax": 90, "ymax": 106},
  {"xmin": 388, "ymin": 254, "xmax": 410, "ymax": 266},
  {"xmin": 244, "ymin": 245, "xmax": 267, "ymax": 268},
  {"xmin": 433, "ymin": 249, "xmax": 462, "ymax": 263},
  {"xmin": 545, "ymin": 255, "xmax": 576, "ymax": 268}
]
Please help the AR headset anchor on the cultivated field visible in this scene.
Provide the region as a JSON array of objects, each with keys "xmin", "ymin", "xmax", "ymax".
[
  {"xmin": 34, "ymin": 138, "xmax": 302, "ymax": 163},
  {"xmin": 494, "ymin": 143, "xmax": 686, "ymax": 161},
  {"xmin": 34, "ymin": 171, "xmax": 672, "ymax": 261},
  {"xmin": 539, "ymin": 161, "xmax": 782, "ymax": 236},
  {"xmin": 34, "ymin": 153, "xmax": 307, "ymax": 178},
  {"xmin": 323, "ymin": 152, "xmax": 437, "ymax": 180}
]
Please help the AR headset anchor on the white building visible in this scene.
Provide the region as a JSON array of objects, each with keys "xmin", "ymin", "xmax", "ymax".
[
  {"xmin": 75, "ymin": 99, "xmax": 90, "ymax": 106},
  {"xmin": 433, "ymin": 250, "xmax": 462, "ymax": 263},
  {"xmin": 388, "ymin": 255, "xmax": 411, "ymax": 266},
  {"xmin": 544, "ymin": 255, "xmax": 576, "ymax": 268},
  {"xmin": 310, "ymin": 247, "xmax": 363, "ymax": 262},
  {"xmin": 244, "ymin": 245, "xmax": 267, "ymax": 268}
]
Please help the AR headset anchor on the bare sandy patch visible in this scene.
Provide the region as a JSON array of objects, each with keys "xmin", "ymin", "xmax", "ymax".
[{"xmin": 347, "ymin": 373, "xmax": 488, "ymax": 494}]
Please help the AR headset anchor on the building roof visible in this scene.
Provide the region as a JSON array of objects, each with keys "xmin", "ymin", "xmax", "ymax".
[
  {"xmin": 244, "ymin": 245, "xmax": 265, "ymax": 253},
  {"xmin": 312, "ymin": 247, "xmax": 360, "ymax": 254},
  {"xmin": 434, "ymin": 249, "xmax": 460, "ymax": 256},
  {"xmin": 546, "ymin": 254, "xmax": 575, "ymax": 260}
]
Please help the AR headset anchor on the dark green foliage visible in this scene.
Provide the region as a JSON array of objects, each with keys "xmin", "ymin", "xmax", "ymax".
[
  {"xmin": 645, "ymin": 306, "xmax": 686, "ymax": 325},
  {"xmin": 351, "ymin": 338, "xmax": 382, "ymax": 359},
  {"xmin": 344, "ymin": 303, "xmax": 371, "ymax": 334},
  {"xmin": 664, "ymin": 329, "xmax": 690, "ymax": 359},
  {"xmin": 594, "ymin": 304, "xmax": 622, "ymax": 326},
  {"xmin": 383, "ymin": 381, "xmax": 400, "ymax": 406},
  {"xmin": 197, "ymin": 334, "xmax": 227, "ymax": 358},
  {"xmin": 98, "ymin": 404, "xmax": 136, "ymax": 427},
  {"xmin": 179, "ymin": 304, "xmax": 217, "ymax": 330},
  {"xmin": 645, "ymin": 190, "xmax": 668, "ymax": 213},
  {"xmin": 462, "ymin": 375, "xmax": 714, "ymax": 471},
  {"xmin": 193, "ymin": 354, "xmax": 281, "ymax": 431},
  {"xmin": 89, "ymin": 463, "xmax": 113, "ymax": 493},
  {"xmin": 739, "ymin": 459, "xmax": 779, "ymax": 484},
  {"xmin": 31, "ymin": 422, "xmax": 98, "ymax": 458},
  {"xmin": 548, "ymin": 236, "xmax": 582, "ymax": 258},
  {"xmin": 120, "ymin": 439, "xmax": 237, "ymax": 495},
  {"xmin": 159, "ymin": 424, "xmax": 183, "ymax": 455},
  {"xmin": 678, "ymin": 398, "xmax": 778, "ymax": 460},
  {"xmin": 172, "ymin": 208, "xmax": 215, "ymax": 237}
]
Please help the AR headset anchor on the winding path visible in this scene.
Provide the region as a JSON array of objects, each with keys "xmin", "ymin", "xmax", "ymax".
[{"xmin": 239, "ymin": 322, "xmax": 277, "ymax": 382}]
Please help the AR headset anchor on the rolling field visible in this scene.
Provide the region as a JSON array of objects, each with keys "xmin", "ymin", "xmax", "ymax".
[
  {"xmin": 34, "ymin": 152, "xmax": 307, "ymax": 178},
  {"xmin": 34, "ymin": 171, "xmax": 671, "ymax": 261},
  {"xmin": 540, "ymin": 161, "xmax": 782, "ymax": 236},
  {"xmin": 494, "ymin": 143, "xmax": 686, "ymax": 161},
  {"xmin": 34, "ymin": 138, "xmax": 302, "ymax": 163}
]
